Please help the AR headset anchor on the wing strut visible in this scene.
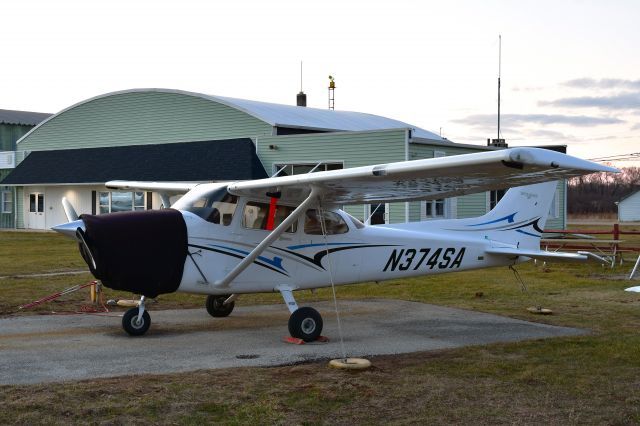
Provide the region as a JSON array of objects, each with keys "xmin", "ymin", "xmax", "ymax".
[{"xmin": 213, "ymin": 186, "xmax": 321, "ymax": 288}]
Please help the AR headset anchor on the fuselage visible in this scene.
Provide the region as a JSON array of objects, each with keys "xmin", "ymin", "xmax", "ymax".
[
  {"xmin": 57, "ymin": 181, "xmax": 537, "ymax": 299},
  {"xmin": 178, "ymin": 205, "xmax": 518, "ymax": 296}
]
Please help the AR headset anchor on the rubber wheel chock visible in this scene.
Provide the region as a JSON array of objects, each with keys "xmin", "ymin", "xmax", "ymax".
[
  {"xmin": 527, "ymin": 306, "xmax": 553, "ymax": 315},
  {"xmin": 328, "ymin": 358, "xmax": 372, "ymax": 370},
  {"xmin": 283, "ymin": 335, "xmax": 330, "ymax": 345}
]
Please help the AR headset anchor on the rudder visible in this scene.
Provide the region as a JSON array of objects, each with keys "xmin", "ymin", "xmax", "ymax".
[{"xmin": 467, "ymin": 181, "xmax": 558, "ymax": 249}]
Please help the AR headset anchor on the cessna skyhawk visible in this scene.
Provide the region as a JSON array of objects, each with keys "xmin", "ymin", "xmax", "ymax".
[{"xmin": 52, "ymin": 147, "xmax": 616, "ymax": 341}]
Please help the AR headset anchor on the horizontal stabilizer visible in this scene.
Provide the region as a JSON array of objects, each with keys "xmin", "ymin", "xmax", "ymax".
[{"xmin": 485, "ymin": 247, "xmax": 606, "ymax": 263}]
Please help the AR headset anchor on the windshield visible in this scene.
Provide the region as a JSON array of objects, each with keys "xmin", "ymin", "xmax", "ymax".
[{"xmin": 172, "ymin": 185, "xmax": 238, "ymax": 225}]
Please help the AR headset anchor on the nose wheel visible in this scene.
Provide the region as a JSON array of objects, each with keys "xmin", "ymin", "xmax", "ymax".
[
  {"xmin": 122, "ymin": 296, "xmax": 151, "ymax": 336},
  {"xmin": 205, "ymin": 295, "xmax": 235, "ymax": 317}
]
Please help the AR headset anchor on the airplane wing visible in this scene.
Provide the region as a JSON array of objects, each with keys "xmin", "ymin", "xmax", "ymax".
[
  {"xmin": 485, "ymin": 247, "xmax": 608, "ymax": 263},
  {"xmin": 105, "ymin": 180, "xmax": 200, "ymax": 194},
  {"xmin": 227, "ymin": 147, "xmax": 617, "ymax": 205}
]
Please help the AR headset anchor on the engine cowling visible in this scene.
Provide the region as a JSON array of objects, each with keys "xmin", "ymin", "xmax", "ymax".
[{"xmin": 79, "ymin": 209, "xmax": 188, "ymax": 298}]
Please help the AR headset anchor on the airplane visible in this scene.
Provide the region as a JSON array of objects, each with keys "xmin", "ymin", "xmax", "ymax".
[{"xmin": 52, "ymin": 147, "xmax": 616, "ymax": 341}]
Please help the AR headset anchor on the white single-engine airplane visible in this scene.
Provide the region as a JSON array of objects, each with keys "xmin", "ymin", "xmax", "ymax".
[{"xmin": 53, "ymin": 147, "xmax": 616, "ymax": 341}]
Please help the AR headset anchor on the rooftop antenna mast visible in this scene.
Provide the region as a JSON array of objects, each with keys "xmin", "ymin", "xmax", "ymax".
[
  {"xmin": 497, "ymin": 35, "xmax": 501, "ymax": 143},
  {"xmin": 488, "ymin": 35, "xmax": 507, "ymax": 147}
]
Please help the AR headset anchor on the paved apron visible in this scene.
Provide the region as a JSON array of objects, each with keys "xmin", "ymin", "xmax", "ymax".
[{"xmin": 0, "ymin": 300, "xmax": 586, "ymax": 385}]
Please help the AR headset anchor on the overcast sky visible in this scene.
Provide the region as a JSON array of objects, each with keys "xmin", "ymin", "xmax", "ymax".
[{"xmin": 3, "ymin": 0, "xmax": 639, "ymax": 166}]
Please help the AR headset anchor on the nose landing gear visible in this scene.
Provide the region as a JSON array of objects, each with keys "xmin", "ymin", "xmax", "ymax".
[
  {"xmin": 205, "ymin": 294, "xmax": 236, "ymax": 317},
  {"xmin": 122, "ymin": 296, "xmax": 151, "ymax": 336}
]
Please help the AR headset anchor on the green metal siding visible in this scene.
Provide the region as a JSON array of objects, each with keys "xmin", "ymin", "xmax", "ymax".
[
  {"xmin": 456, "ymin": 193, "xmax": 488, "ymax": 218},
  {"xmin": 388, "ymin": 202, "xmax": 406, "ymax": 224},
  {"xmin": 258, "ymin": 129, "xmax": 407, "ymax": 172},
  {"xmin": 408, "ymin": 143, "xmax": 491, "ymax": 221},
  {"xmin": 258, "ymin": 129, "xmax": 408, "ymax": 223},
  {"xmin": 17, "ymin": 91, "xmax": 272, "ymax": 152},
  {"xmin": 0, "ymin": 170, "xmax": 14, "ymax": 228},
  {"xmin": 15, "ymin": 187, "xmax": 23, "ymax": 228},
  {"xmin": 1, "ymin": 123, "xmax": 33, "ymax": 152},
  {"xmin": 408, "ymin": 201, "xmax": 421, "ymax": 221}
]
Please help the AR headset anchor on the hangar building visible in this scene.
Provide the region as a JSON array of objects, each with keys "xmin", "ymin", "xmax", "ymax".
[
  {"xmin": 0, "ymin": 89, "xmax": 565, "ymax": 230},
  {"xmin": 0, "ymin": 109, "xmax": 52, "ymax": 228}
]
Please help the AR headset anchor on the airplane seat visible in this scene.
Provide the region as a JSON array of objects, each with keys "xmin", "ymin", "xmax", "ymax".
[{"xmin": 206, "ymin": 208, "xmax": 220, "ymax": 224}]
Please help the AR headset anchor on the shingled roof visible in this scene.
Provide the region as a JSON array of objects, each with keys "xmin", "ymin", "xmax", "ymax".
[
  {"xmin": 0, "ymin": 109, "xmax": 52, "ymax": 126},
  {"xmin": 1, "ymin": 138, "xmax": 267, "ymax": 185}
]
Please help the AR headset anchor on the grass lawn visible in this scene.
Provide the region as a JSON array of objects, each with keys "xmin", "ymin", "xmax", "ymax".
[{"xmin": 0, "ymin": 230, "xmax": 639, "ymax": 424}]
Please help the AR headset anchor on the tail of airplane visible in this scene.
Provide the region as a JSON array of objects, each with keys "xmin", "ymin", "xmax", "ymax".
[
  {"xmin": 466, "ymin": 180, "xmax": 558, "ymax": 249},
  {"xmin": 395, "ymin": 181, "xmax": 559, "ymax": 251}
]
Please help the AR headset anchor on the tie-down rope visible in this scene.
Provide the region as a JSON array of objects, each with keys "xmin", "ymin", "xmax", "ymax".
[{"xmin": 318, "ymin": 203, "xmax": 348, "ymax": 362}]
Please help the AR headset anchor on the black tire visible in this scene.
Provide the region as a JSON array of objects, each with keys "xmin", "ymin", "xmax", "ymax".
[
  {"xmin": 206, "ymin": 295, "xmax": 235, "ymax": 318},
  {"xmin": 288, "ymin": 307, "xmax": 323, "ymax": 342},
  {"xmin": 122, "ymin": 308, "xmax": 151, "ymax": 336}
]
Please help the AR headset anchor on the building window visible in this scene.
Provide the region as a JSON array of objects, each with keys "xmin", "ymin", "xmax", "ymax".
[
  {"xmin": 98, "ymin": 191, "xmax": 146, "ymax": 214},
  {"xmin": 1, "ymin": 190, "xmax": 12, "ymax": 214},
  {"xmin": 273, "ymin": 162, "xmax": 343, "ymax": 176},
  {"xmin": 424, "ymin": 199, "xmax": 445, "ymax": 219},
  {"xmin": 489, "ymin": 189, "xmax": 506, "ymax": 210}
]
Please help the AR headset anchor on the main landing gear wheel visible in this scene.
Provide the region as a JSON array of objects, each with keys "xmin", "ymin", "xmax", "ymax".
[
  {"xmin": 206, "ymin": 295, "xmax": 235, "ymax": 317},
  {"xmin": 288, "ymin": 307, "xmax": 323, "ymax": 342},
  {"xmin": 122, "ymin": 307, "xmax": 151, "ymax": 336}
]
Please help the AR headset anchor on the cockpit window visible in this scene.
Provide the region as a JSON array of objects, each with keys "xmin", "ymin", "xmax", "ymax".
[
  {"xmin": 304, "ymin": 210, "xmax": 349, "ymax": 235},
  {"xmin": 172, "ymin": 187, "xmax": 238, "ymax": 225},
  {"xmin": 242, "ymin": 202, "xmax": 297, "ymax": 233}
]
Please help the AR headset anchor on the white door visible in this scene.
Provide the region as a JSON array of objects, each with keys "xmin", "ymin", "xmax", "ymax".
[{"xmin": 28, "ymin": 193, "xmax": 46, "ymax": 229}]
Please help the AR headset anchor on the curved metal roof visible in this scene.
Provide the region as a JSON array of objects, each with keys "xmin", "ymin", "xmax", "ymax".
[
  {"xmin": 209, "ymin": 95, "xmax": 442, "ymax": 140},
  {"xmin": 16, "ymin": 88, "xmax": 444, "ymax": 146}
]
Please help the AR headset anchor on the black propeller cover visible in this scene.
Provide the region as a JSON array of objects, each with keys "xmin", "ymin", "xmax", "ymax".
[{"xmin": 79, "ymin": 209, "xmax": 188, "ymax": 298}]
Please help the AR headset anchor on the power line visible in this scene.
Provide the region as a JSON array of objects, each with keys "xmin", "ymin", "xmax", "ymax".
[{"xmin": 588, "ymin": 152, "xmax": 640, "ymax": 162}]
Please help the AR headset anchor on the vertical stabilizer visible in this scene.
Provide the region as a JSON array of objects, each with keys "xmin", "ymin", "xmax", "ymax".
[{"xmin": 463, "ymin": 181, "xmax": 558, "ymax": 249}]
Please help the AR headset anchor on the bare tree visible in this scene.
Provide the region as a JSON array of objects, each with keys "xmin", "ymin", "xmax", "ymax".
[{"xmin": 568, "ymin": 166, "xmax": 640, "ymax": 214}]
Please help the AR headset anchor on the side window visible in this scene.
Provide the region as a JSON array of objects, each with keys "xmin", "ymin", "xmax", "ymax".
[
  {"xmin": 304, "ymin": 210, "xmax": 349, "ymax": 235},
  {"xmin": 177, "ymin": 189, "xmax": 238, "ymax": 225},
  {"xmin": 242, "ymin": 202, "xmax": 297, "ymax": 233}
]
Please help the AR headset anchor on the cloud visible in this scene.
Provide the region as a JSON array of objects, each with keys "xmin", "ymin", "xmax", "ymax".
[
  {"xmin": 511, "ymin": 86, "xmax": 543, "ymax": 92},
  {"xmin": 540, "ymin": 92, "xmax": 640, "ymax": 110},
  {"xmin": 632, "ymin": 123, "xmax": 640, "ymax": 131},
  {"xmin": 527, "ymin": 129, "xmax": 575, "ymax": 141},
  {"xmin": 563, "ymin": 78, "xmax": 640, "ymax": 90},
  {"xmin": 454, "ymin": 113, "xmax": 624, "ymax": 128}
]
